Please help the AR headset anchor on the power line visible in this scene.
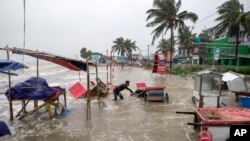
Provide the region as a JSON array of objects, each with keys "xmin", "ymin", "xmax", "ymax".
[
  {"xmin": 192, "ymin": 5, "xmax": 250, "ymax": 30},
  {"xmin": 194, "ymin": 12, "xmax": 218, "ymax": 26}
]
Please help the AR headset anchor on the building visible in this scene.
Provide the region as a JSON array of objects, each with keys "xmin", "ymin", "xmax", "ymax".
[
  {"xmin": 177, "ymin": 28, "xmax": 250, "ymax": 66},
  {"xmin": 205, "ymin": 38, "xmax": 250, "ymax": 66},
  {"xmin": 177, "ymin": 44, "xmax": 206, "ymax": 65}
]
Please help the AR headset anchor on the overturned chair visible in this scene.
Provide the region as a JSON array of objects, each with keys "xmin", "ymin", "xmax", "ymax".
[{"xmin": 5, "ymin": 77, "xmax": 67, "ymax": 120}]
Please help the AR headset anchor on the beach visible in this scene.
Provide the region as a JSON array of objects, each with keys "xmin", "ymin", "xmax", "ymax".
[{"xmin": 0, "ymin": 61, "xmax": 238, "ymax": 141}]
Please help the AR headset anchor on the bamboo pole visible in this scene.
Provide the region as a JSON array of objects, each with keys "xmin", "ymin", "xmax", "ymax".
[
  {"xmin": 36, "ymin": 49, "xmax": 39, "ymax": 77},
  {"xmin": 106, "ymin": 50, "xmax": 108, "ymax": 85},
  {"xmin": 95, "ymin": 62, "xmax": 101, "ymax": 107},
  {"xmin": 110, "ymin": 51, "xmax": 112, "ymax": 84},
  {"xmin": 6, "ymin": 46, "xmax": 14, "ymax": 120},
  {"xmin": 34, "ymin": 49, "xmax": 39, "ymax": 108},
  {"xmin": 86, "ymin": 60, "xmax": 91, "ymax": 120}
]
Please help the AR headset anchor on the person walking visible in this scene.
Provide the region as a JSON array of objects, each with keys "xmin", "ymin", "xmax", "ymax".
[{"xmin": 113, "ymin": 80, "xmax": 133, "ymax": 101}]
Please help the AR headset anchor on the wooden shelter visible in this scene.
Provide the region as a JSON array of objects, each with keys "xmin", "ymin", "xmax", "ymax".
[{"xmin": 1, "ymin": 46, "xmax": 104, "ymax": 120}]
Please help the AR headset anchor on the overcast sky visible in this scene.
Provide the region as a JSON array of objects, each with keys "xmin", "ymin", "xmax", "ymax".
[{"xmin": 0, "ymin": 0, "xmax": 250, "ymax": 61}]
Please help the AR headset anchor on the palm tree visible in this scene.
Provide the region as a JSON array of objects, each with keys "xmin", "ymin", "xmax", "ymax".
[
  {"xmin": 213, "ymin": 0, "xmax": 250, "ymax": 66},
  {"xmin": 156, "ymin": 39, "xmax": 172, "ymax": 60},
  {"xmin": 112, "ymin": 37, "xmax": 126, "ymax": 56},
  {"xmin": 125, "ymin": 39, "xmax": 138, "ymax": 64},
  {"xmin": 199, "ymin": 30, "xmax": 213, "ymax": 43},
  {"xmin": 146, "ymin": 0, "xmax": 198, "ymax": 68},
  {"xmin": 178, "ymin": 26, "xmax": 195, "ymax": 62}
]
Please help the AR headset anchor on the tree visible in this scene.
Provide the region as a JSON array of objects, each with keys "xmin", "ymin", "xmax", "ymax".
[
  {"xmin": 80, "ymin": 47, "xmax": 92, "ymax": 59},
  {"xmin": 178, "ymin": 26, "xmax": 194, "ymax": 47},
  {"xmin": 111, "ymin": 37, "xmax": 126, "ymax": 56},
  {"xmin": 178, "ymin": 26, "xmax": 195, "ymax": 62},
  {"xmin": 156, "ymin": 39, "xmax": 172, "ymax": 60},
  {"xmin": 199, "ymin": 30, "xmax": 213, "ymax": 43},
  {"xmin": 125, "ymin": 39, "xmax": 138, "ymax": 64},
  {"xmin": 112, "ymin": 37, "xmax": 138, "ymax": 57},
  {"xmin": 146, "ymin": 0, "xmax": 198, "ymax": 68},
  {"xmin": 213, "ymin": 0, "xmax": 250, "ymax": 66}
]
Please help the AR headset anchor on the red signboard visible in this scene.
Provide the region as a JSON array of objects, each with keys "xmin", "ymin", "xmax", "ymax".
[
  {"xmin": 157, "ymin": 65, "xmax": 166, "ymax": 73},
  {"xmin": 152, "ymin": 54, "xmax": 167, "ymax": 74},
  {"xmin": 68, "ymin": 81, "xmax": 87, "ymax": 99}
]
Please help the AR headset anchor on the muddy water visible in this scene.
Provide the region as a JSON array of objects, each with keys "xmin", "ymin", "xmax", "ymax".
[{"xmin": 0, "ymin": 62, "xmax": 196, "ymax": 141}]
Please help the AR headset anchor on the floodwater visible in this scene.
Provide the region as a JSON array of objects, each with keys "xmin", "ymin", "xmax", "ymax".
[{"xmin": 1, "ymin": 61, "xmax": 202, "ymax": 141}]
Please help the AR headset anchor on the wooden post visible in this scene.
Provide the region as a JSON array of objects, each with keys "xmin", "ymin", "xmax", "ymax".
[
  {"xmin": 36, "ymin": 50, "xmax": 39, "ymax": 77},
  {"xmin": 34, "ymin": 49, "xmax": 39, "ymax": 108},
  {"xmin": 110, "ymin": 51, "xmax": 112, "ymax": 84},
  {"xmin": 95, "ymin": 62, "xmax": 101, "ymax": 106},
  {"xmin": 199, "ymin": 77, "xmax": 203, "ymax": 108},
  {"xmin": 106, "ymin": 50, "xmax": 109, "ymax": 85},
  {"xmin": 6, "ymin": 46, "xmax": 14, "ymax": 120},
  {"xmin": 218, "ymin": 77, "xmax": 222, "ymax": 108},
  {"xmin": 86, "ymin": 60, "xmax": 91, "ymax": 120}
]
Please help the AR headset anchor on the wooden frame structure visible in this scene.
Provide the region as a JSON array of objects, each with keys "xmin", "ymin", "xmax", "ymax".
[
  {"xmin": 0, "ymin": 46, "xmax": 107, "ymax": 121},
  {"xmin": 1, "ymin": 47, "xmax": 67, "ymax": 120}
]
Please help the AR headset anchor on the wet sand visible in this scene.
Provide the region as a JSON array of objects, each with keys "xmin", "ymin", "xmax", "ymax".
[{"xmin": 0, "ymin": 64, "xmax": 233, "ymax": 141}]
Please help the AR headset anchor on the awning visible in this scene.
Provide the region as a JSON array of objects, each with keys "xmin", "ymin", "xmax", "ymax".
[
  {"xmin": 222, "ymin": 71, "xmax": 245, "ymax": 82},
  {"xmin": 222, "ymin": 71, "xmax": 247, "ymax": 92},
  {"xmin": 11, "ymin": 47, "xmax": 93, "ymax": 72},
  {"xmin": 0, "ymin": 59, "xmax": 25, "ymax": 72}
]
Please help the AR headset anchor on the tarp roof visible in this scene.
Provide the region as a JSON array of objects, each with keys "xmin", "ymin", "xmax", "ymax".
[{"xmin": 11, "ymin": 47, "xmax": 94, "ymax": 72}]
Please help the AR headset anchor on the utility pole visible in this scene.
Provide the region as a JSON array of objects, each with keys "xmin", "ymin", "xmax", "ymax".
[{"xmin": 147, "ymin": 45, "xmax": 150, "ymax": 65}]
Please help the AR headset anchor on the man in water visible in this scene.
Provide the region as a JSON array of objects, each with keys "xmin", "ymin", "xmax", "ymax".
[{"xmin": 113, "ymin": 80, "xmax": 133, "ymax": 101}]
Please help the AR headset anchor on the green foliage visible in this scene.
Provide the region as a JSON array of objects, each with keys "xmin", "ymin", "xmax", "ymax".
[
  {"xmin": 156, "ymin": 39, "xmax": 172, "ymax": 55},
  {"xmin": 146, "ymin": 0, "xmax": 198, "ymax": 67},
  {"xmin": 178, "ymin": 26, "xmax": 195, "ymax": 47},
  {"xmin": 168, "ymin": 65, "xmax": 203, "ymax": 77},
  {"xmin": 112, "ymin": 37, "xmax": 138, "ymax": 57},
  {"xmin": 199, "ymin": 30, "xmax": 213, "ymax": 43},
  {"xmin": 213, "ymin": 0, "xmax": 250, "ymax": 65},
  {"xmin": 80, "ymin": 47, "xmax": 91, "ymax": 59},
  {"xmin": 218, "ymin": 66, "xmax": 250, "ymax": 74},
  {"xmin": 80, "ymin": 48, "xmax": 103, "ymax": 59}
]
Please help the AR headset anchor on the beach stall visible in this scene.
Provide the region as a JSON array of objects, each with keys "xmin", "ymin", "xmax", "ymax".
[
  {"xmin": 177, "ymin": 108, "xmax": 250, "ymax": 141},
  {"xmin": 192, "ymin": 70, "xmax": 222, "ymax": 108},
  {"xmin": 1, "ymin": 47, "xmax": 106, "ymax": 120},
  {"xmin": 1, "ymin": 47, "xmax": 68, "ymax": 120}
]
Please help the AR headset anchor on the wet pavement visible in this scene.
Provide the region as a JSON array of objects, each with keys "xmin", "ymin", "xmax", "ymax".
[{"xmin": 0, "ymin": 62, "xmax": 239, "ymax": 141}]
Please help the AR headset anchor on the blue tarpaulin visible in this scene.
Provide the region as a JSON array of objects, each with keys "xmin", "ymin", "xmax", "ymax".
[
  {"xmin": 0, "ymin": 121, "xmax": 11, "ymax": 136},
  {"xmin": 0, "ymin": 59, "xmax": 25, "ymax": 72},
  {"xmin": 5, "ymin": 77, "xmax": 58, "ymax": 100}
]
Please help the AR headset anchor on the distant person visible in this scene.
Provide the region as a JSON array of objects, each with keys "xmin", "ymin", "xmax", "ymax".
[{"xmin": 113, "ymin": 80, "xmax": 133, "ymax": 101}]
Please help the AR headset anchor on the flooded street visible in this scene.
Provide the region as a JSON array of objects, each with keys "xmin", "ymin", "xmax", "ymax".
[{"xmin": 1, "ymin": 62, "xmax": 197, "ymax": 141}]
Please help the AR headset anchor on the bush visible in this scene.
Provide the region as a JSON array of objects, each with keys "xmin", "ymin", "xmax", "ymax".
[
  {"xmin": 218, "ymin": 66, "xmax": 250, "ymax": 75},
  {"xmin": 168, "ymin": 65, "xmax": 203, "ymax": 77}
]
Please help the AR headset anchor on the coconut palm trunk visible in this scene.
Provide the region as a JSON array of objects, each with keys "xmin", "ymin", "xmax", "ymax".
[
  {"xmin": 170, "ymin": 26, "xmax": 174, "ymax": 68},
  {"xmin": 235, "ymin": 24, "xmax": 239, "ymax": 66}
]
